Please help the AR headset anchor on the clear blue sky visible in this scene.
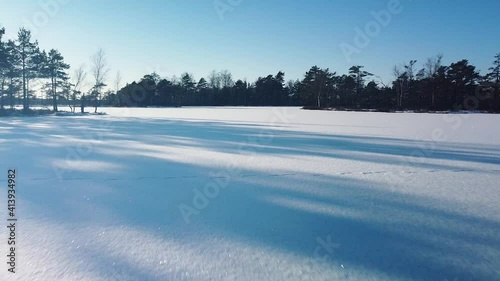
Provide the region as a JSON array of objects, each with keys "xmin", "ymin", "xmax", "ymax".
[{"xmin": 1, "ymin": 0, "xmax": 499, "ymax": 89}]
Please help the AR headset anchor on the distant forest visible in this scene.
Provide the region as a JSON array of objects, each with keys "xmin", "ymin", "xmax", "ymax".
[{"xmin": 1, "ymin": 27, "xmax": 500, "ymax": 113}]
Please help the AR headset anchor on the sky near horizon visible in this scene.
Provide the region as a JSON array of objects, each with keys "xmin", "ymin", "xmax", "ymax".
[{"xmin": 0, "ymin": 0, "xmax": 499, "ymax": 90}]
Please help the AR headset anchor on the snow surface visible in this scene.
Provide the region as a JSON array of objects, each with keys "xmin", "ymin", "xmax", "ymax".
[{"xmin": 0, "ymin": 107, "xmax": 499, "ymax": 281}]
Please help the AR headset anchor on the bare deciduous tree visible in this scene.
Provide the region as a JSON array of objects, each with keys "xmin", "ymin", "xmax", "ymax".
[
  {"xmin": 90, "ymin": 48, "xmax": 110, "ymax": 113},
  {"xmin": 208, "ymin": 70, "xmax": 222, "ymax": 90},
  {"xmin": 393, "ymin": 65, "xmax": 406, "ymax": 107},
  {"xmin": 424, "ymin": 53, "xmax": 443, "ymax": 78},
  {"xmin": 423, "ymin": 54, "xmax": 443, "ymax": 107},
  {"xmin": 71, "ymin": 64, "xmax": 87, "ymax": 113},
  {"xmin": 219, "ymin": 70, "xmax": 234, "ymax": 88},
  {"xmin": 114, "ymin": 70, "xmax": 122, "ymax": 94},
  {"xmin": 113, "ymin": 71, "xmax": 122, "ymax": 106}
]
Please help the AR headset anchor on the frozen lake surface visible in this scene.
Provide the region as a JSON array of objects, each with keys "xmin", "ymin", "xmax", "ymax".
[{"xmin": 1, "ymin": 107, "xmax": 499, "ymax": 281}]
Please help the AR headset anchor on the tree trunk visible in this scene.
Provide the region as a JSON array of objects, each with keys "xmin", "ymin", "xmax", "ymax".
[
  {"xmin": 72, "ymin": 93, "xmax": 77, "ymax": 113},
  {"xmin": 94, "ymin": 92, "xmax": 98, "ymax": 113},
  {"xmin": 52, "ymin": 78, "xmax": 58, "ymax": 112},
  {"xmin": 81, "ymin": 94, "xmax": 85, "ymax": 113},
  {"xmin": 9, "ymin": 78, "xmax": 14, "ymax": 109},
  {"xmin": 0, "ymin": 79, "xmax": 5, "ymax": 110},
  {"xmin": 53, "ymin": 91, "xmax": 58, "ymax": 112},
  {"xmin": 22, "ymin": 57, "xmax": 28, "ymax": 112},
  {"xmin": 26, "ymin": 78, "xmax": 30, "ymax": 111}
]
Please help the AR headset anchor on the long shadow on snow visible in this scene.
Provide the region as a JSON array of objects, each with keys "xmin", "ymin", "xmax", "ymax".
[
  {"xmin": 87, "ymin": 117, "xmax": 500, "ymax": 167},
  {"xmin": 7, "ymin": 116, "xmax": 500, "ymax": 280}
]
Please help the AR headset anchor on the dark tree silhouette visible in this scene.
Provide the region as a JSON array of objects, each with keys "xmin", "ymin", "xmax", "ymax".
[
  {"xmin": 0, "ymin": 25, "xmax": 499, "ymax": 114},
  {"xmin": 11, "ymin": 28, "xmax": 39, "ymax": 111},
  {"xmin": 46, "ymin": 49, "xmax": 70, "ymax": 112}
]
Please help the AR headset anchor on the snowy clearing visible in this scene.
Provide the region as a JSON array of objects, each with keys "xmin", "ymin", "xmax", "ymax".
[{"xmin": 0, "ymin": 107, "xmax": 499, "ymax": 281}]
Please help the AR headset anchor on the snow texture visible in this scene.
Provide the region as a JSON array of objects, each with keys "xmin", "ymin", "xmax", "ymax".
[{"xmin": 0, "ymin": 107, "xmax": 499, "ymax": 281}]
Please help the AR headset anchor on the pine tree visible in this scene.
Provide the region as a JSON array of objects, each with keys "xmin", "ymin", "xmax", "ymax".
[
  {"xmin": 46, "ymin": 49, "xmax": 70, "ymax": 112},
  {"xmin": 196, "ymin": 78, "xmax": 209, "ymax": 106},
  {"xmin": 0, "ymin": 27, "xmax": 9, "ymax": 110},
  {"xmin": 349, "ymin": 65, "xmax": 373, "ymax": 100},
  {"xmin": 9, "ymin": 28, "xmax": 39, "ymax": 111},
  {"xmin": 180, "ymin": 73, "xmax": 195, "ymax": 106},
  {"xmin": 487, "ymin": 53, "xmax": 500, "ymax": 83},
  {"xmin": 11, "ymin": 28, "xmax": 40, "ymax": 111},
  {"xmin": 299, "ymin": 66, "xmax": 335, "ymax": 108}
]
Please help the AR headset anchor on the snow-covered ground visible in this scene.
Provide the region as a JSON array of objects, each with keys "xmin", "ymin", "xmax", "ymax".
[{"xmin": 0, "ymin": 107, "xmax": 499, "ymax": 281}]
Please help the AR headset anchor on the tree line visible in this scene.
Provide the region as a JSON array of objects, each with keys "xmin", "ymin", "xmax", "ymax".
[
  {"xmin": 1, "ymin": 26, "xmax": 499, "ymax": 113},
  {"xmin": 0, "ymin": 27, "xmax": 109, "ymax": 114},
  {"xmin": 113, "ymin": 55, "xmax": 500, "ymax": 112}
]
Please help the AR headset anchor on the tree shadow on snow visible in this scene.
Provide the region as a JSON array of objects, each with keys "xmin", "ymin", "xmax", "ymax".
[{"xmin": 2, "ymin": 116, "xmax": 500, "ymax": 281}]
